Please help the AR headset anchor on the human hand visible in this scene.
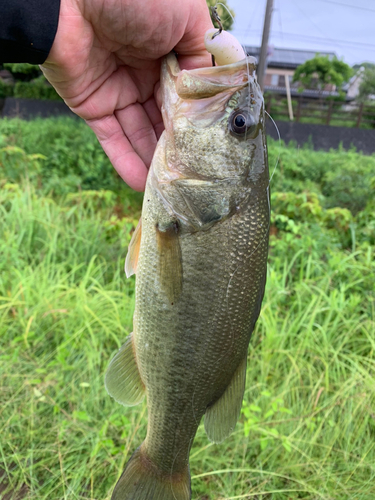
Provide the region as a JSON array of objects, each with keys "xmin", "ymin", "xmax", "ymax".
[{"xmin": 41, "ymin": 0, "xmax": 213, "ymax": 191}]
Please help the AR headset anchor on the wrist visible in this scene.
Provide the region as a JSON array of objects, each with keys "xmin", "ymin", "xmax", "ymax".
[{"xmin": 44, "ymin": 0, "xmax": 85, "ymax": 66}]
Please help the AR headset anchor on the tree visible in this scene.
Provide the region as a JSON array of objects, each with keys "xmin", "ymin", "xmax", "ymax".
[
  {"xmin": 352, "ymin": 62, "xmax": 375, "ymax": 72},
  {"xmin": 357, "ymin": 67, "xmax": 375, "ymax": 103},
  {"xmin": 293, "ymin": 54, "xmax": 352, "ymax": 94},
  {"xmin": 0, "ymin": 63, "xmax": 60, "ymax": 100},
  {"xmin": 4, "ymin": 63, "xmax": 41, "ymax": 81},
  {"xmin": 206, "ymin": 0, "xmax": 234, "ymax": 32}
]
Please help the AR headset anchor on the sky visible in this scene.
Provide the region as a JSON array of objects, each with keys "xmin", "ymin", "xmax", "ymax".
[{"xmin": 227, "ymin": 0, "xmax": 375, "ymax": 67}]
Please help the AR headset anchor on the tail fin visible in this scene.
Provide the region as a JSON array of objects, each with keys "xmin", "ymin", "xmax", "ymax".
[{"xmin": 111, "ymin": 446, "xmax": 191, "ymax": 500}]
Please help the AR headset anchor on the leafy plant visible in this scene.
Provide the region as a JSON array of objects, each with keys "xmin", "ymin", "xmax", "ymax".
[
  {"xmin": 0, "ymin": 79, "xmax": 14, "ymax": 98},
  {"xmin": 4, "ymin": 62, "xmax": 41, "ymax": 80},
  {"xmin": 357, "ymin": 67, "xmax": 375, "ymax": 103},
  {"xmin": 242, "ymin": 390, "xmax": 293, "ymax": 452},
  {"xmin": 14, "ymin": 75, "xmax": 61, "ymax": 100},
  {"xmin": 293, "ymin": 54, "xmax": 352, "ymax": 94},
  {"xmin": 321, "ymin": 157, "xmax": 375, "ymax": 214},
  {"xmin": 1, "ymin": 63, "xmax": 61, "ymax": 100},
  {"xmin": 0, "ymin": 118, "xmax": 375, "ymax": 499},
  {"xmin": 0, "ymin": 145, "xmax": 46, "ymax": 185},
  {"xmin": 206, "ymin": 0, "xmax": 235, "ymax": 31}
]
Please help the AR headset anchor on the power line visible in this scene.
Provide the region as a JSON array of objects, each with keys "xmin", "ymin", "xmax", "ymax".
[
  {"xmin": 291, "ymin": 0, "xmax": 361, "ymax": 53},
  {"xmin": 272, "ymin": 32, "xmax": 375, "ymax": 50},
  {"xmin": 317, "ymin": 0, "xmax": 375, "ymax": 12},
  {"xmin": 276, "ymin": 0, "xmax": 284, "ymax": 42},
  {"xmin": 235, "ymin": 29, "xmax": 375, "ymax": 50},
  {"xmin": 243, "ymin": 0, "xmax": 262, "ymax": 38},
  {"xmin": 291, "ymin": 0, "xmax": 331, "ymax": 42}
]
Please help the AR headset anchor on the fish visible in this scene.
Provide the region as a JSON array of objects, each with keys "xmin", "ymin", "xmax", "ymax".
[{"xmin": 105, "ymin": 52, "xmax": 270, "ymax": 500}]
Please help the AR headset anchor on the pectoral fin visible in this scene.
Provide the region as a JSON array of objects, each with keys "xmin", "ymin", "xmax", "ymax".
[
  {"xmin": 204, "ymin": 356, "xmax": 247, "ymax": 443},
  {"xmin": 156, "ymin": 223, "xmax": 183, "ymax": 303},
  {"xmin": 125, "ymin": 218, "xmax": 142, "ymax": 278},
  {"xmin": 172, "ymin": 179, "xmax": 240, "ymax": 230},
  {"xmin": 105, "ymin": 333, "xmax": 145, "ymax": 406}
]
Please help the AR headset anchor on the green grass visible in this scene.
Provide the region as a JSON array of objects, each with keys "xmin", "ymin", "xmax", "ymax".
[{"xmin": 0, "ymin": 117, "xmax": 375, "ymax": 499}]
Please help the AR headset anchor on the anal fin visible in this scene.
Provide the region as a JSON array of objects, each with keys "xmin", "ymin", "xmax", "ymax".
[
  {"xmin": 105, "ymin": 333, "xmax": 145, "ymax": 406},
  {"xmin": 204, "ymin": 356, "xmax": 247, "ymax": 443}
]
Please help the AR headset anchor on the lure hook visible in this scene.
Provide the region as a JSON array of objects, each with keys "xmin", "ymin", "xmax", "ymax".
[
  {"xmin": 210, "ymin": 6, "xmax": 223, "ymax": 39},
  {"xmin": 210, "ymin": 6, "xmax": 223, "ymax": 66}
]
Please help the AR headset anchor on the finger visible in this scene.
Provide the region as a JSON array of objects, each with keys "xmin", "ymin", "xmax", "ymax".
[
  {"xmin": 115, "ymin": 103, "xmax": 158, "ymax": 170},
  {"xmin": 70, "ymin": 66, "xmax": 141, "ymax": 120},
  {"xmin": 175, "ymin": 0, "xmax": 213, "ymax": 70},
  {"xmin": 87, "ymin": 114, "xmax": 148, "ymax": 192},
  {"xmin": 178, "ymin": 51, "xmax": 213, "ymax": 71},
  {"xmin": 143, "ymin": 94, "xmax": 164, "ymax": 140}
]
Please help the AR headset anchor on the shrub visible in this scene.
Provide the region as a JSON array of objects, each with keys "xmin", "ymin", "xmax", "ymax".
[
  {"xmin": 0, "ymin": 79, "xmax": 14, "ymax": 98},
  {"xmin": 13, "ymin": 76, "xmax": 61, "ymax": 101}
]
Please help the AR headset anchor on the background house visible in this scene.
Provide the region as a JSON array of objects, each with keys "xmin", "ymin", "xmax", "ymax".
[
  {"xmin": 245, "ymin": 46, "xmax": 340, "ymax": 99},
  {"xmin": 343, "ymin": 67, "xmax": 366, "ymax": 101}
]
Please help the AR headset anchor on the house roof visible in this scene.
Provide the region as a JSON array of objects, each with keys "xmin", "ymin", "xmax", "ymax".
[{"xmin": 245, "ymin": 46, "xmax": 337, "ymax": 69}]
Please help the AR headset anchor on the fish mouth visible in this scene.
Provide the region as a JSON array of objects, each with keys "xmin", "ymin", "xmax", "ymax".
[
  {"xmin": 160, "ymin": 53, "xmax": 263, "ymax": 144},
  {"xmin": 167, "ymin": 55, "xmax": 257, "ymax": 100}
]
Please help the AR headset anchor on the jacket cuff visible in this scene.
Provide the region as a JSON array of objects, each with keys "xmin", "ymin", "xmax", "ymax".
[{"xmin": 0, "ymin": 0, "xmax": 61, "ymax": 64}]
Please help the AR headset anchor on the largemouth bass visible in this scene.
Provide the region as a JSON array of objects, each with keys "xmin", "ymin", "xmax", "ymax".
[{"xmin": 106, "ymin": 53, "xmax": 270, "ymax": 500}]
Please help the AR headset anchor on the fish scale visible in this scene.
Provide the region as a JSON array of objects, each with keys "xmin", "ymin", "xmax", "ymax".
[
  {"xmin": 107, "ymin": 54, "xmax": 269, "ymax": 500},
  {"xmin": 134, "ymin": 192, "xmax": 269, "ymax": 472}
]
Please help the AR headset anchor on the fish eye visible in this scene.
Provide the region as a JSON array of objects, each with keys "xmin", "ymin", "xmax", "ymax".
[{"xmin": 229, "ymin": 109, "xmax": 257, "ymax": 138}]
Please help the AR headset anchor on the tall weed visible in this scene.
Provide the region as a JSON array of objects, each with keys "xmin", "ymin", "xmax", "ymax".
[{"xmin": 0, "ymin": 117, "xmax": 374, "ymax": 499}]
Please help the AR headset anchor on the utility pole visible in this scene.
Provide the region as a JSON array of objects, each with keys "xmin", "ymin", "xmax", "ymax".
[{"xmin": 257, "ymin": 0, "xmax": 274, "ymax": 90}]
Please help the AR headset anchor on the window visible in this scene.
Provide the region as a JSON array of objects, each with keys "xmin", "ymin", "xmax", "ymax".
[{"xmin": 271, "ymin": 74, "xmax": 279, "ymax": 86}]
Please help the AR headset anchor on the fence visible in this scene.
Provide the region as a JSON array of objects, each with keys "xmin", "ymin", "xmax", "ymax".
[{"xmin": 265, "ymin": 95, "xmax": 375, "ymax": 129}]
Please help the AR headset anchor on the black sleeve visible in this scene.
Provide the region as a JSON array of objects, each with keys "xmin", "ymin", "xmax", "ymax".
[{"xmin": 0, "ymin": 0, "xmax": 61, "ymax": 64}]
